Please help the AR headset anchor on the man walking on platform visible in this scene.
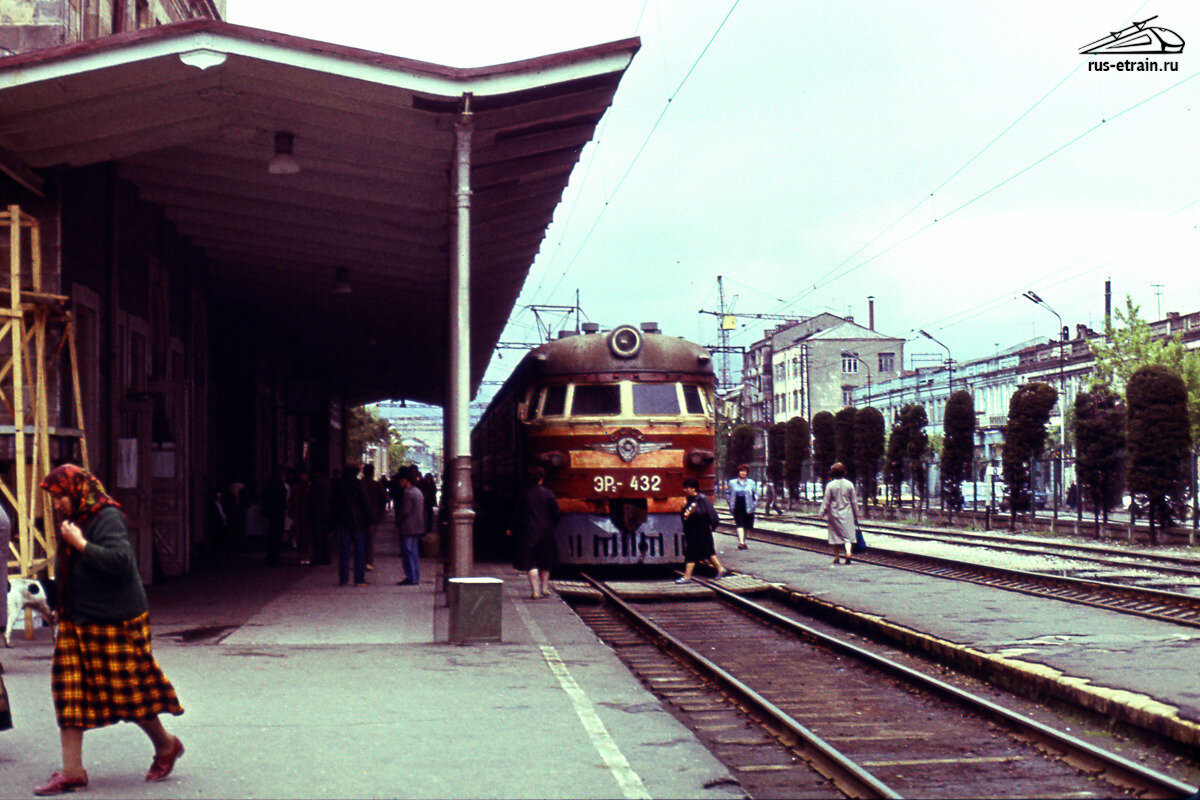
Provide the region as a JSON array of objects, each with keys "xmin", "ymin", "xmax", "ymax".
[{"xmin": 394, "ymin": 467, "xmax": 425, "ymax": 586}]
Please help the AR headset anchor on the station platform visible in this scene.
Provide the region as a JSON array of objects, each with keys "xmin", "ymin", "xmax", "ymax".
[{"xmin": 0, "ymin": 518, "xmax": 743, "ymax": 800}]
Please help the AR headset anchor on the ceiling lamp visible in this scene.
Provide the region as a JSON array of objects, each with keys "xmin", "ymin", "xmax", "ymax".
[
  {"xmin": 332, "ymin": 267, "xmax": 352, "ymax": 295},
  {"xmin": 268, "ymin": 131, "xmax": 300, "ymax": 175}
]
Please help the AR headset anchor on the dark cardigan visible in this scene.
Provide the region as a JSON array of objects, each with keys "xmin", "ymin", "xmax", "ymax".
[{"xmin": 61, "ymin": 506, "xmax": 149, "ymax": 625}]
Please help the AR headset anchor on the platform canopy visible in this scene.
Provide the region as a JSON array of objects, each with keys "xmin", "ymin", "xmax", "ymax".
[{"xmin": 0, "ymin": 20, "xmax": 638, "ymax": 406}]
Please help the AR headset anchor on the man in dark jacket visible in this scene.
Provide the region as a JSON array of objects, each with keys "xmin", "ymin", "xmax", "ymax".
[
  {"xmin": 332, "ymin": 464, "xmax": 373, "ymax": 586},
  {"xmin": 507, "ymin": 466, "xmax": 561, "ymax": 599},
  {"xmin": 394, "ymin": 467, "xmax": 425, "ymax": 586}
]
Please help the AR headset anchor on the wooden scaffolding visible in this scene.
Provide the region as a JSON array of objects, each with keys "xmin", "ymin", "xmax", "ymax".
[{"xmin": 2, "ymin": 204, "xmax": 88, "ymax": 586}]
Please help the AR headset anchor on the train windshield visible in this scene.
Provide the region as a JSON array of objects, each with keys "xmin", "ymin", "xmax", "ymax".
[
  {"xmin": 542, "ymin": 385, "xmax": 567, "ymax": 416},
  {"xmin": 632, "ymin": 383, "xmax": 679, "ymax": 415},
  {"xmin": 682, "ymin": 384, "xmax": 705, "ymax": 414},
  {"xmin": 572, "ymin": 384, "xmax": 621, "ymax": 415}
]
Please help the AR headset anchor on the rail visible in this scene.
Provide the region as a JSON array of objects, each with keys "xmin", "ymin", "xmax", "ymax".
[{"xmin": 723, "ymin": 522, "xmax": 1200, "ymax": 629}]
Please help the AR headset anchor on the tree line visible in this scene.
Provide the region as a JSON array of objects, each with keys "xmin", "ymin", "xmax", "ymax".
[{"xmin": 724, "ymin": 299, "xmax": 1197, "ymax": 539}]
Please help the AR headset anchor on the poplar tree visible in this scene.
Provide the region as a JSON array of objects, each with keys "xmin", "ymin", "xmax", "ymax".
[
  {"xmin": 727, "ymin": 424, "xmax": 757, "ymax": 476},
  {"xmin": 901, "ymin": 404, "xmax": 929, "ymax": 510},
  {"xmin": 834, "ymin": 406, "xmax": 857, "ymax": 484},
  {"xmin": 767, "ymin": 422, "xmax": 787, "ymax": 499},
  {"xmin": 855, "ymin": 406, "xmax": 885, "ymax": 516},
  {"xmin": 885, "ymin": 420, "xmax": 907, "ymax": 509},
  {"xmin": 1002, "ymin": 382, "xmax": 1057, "ymax": 526},
  {"xmin": 811, "ymin": 411, "xmax": 836, "ymax": 486},
  {"xmin": 939, "ymin": 391, "xmax": 976, "ymax": 519},
  {"xmin": 1126, "ymin": 365, "xmax": 1191, "ymax": 541},
  {"xmin": 784, "ymin": 416, "xmax": 810, "ymax": 503},
  {"xmin": 1074, "ymin": 388, "xmax": 1125, "ymax": 533}
]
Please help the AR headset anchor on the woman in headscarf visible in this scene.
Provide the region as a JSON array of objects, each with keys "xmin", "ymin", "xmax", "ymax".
[{"xmin": 33, "ymin": 464, "xmax": 184, "ymax": 796}]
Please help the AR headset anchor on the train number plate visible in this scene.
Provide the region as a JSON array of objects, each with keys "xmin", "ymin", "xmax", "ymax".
[{"xmin": 592, "ymin": 474, "xmax": 662, "ymax": 494}]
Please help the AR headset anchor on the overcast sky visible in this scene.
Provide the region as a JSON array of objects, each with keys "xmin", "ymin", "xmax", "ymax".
[{"xmin": 228, "ymin": 0, "xmax": 1200, "ymax": 400}]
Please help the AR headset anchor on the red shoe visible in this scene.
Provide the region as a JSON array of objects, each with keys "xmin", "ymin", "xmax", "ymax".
[
  {"xmin": 146, "ymin": 737, "xmax": 184, "ymax": 782},
  {"xmin": 34, "ymin": 771, "xmax": 88, "ymax": 795}
]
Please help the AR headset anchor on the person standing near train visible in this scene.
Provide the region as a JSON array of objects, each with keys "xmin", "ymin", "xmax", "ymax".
[
  {"xmin": 394, "ymin": 467, "xmax": 425, "ymax": 587},
  {"xmin": 819, "ymin": 462, "xmax": 859, "ymax": 565},
  {"xmin": 34, "ymin": 464, "xmax": 185, "ymax": 795},
  {"xmin": 675, "ymin": 478, "xmax": 729, "ymax": 583},
  {"xmin": 508, "ymin": 466, "xmax": 561, "ymax": 599},
  {"xmin": 726, "ymin": 465, "xmax": 757, "ymax": 549}
]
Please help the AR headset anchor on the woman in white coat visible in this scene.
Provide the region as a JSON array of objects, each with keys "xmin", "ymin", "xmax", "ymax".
[{"xmin": 818, "ymin": 462, "xmax": 859, "ymax": 565}]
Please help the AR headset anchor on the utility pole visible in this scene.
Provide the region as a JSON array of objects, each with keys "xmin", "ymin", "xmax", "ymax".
[
  {"xmin": 717, "ymin": 275, "xmax": 731, "ymax": 389},
  {"xmin": 700, "ymin": 283, "xmax": 801, "ymax": 394}
]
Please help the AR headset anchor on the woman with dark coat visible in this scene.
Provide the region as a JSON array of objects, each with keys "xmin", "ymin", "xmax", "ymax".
[
  {"xmin": 676, "ymin": 478, "xmax": 729, "ymax": 583},
  {"xmin": 34, "ymin": 464, "xmax": 184, "ymax": 795}
]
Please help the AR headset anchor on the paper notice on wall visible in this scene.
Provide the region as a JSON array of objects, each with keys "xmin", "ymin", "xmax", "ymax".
[{"xmin": 116, "ymin": 438, "xmax": 138, "ymax": 488}]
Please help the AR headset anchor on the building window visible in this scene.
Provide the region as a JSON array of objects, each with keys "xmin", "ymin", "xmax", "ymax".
[
  {"xmin": 842, "ymin": 387, "xmax": 854, "ymax": 406},
  {"xmin": 878, "ymin": 352, "xmax": 895, "ymax": 372},
  {"xmin": 842, "ymin": 355, "xmax": 858, "ymax": 374}
]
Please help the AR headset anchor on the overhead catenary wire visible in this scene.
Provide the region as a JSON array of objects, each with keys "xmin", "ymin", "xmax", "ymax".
[
  {"xmin": 780, "ymin": 65, "xmax": 1200, "ymax": 312},
  {"xmin": 781, "ymin": 62, "xmax": 1089, "ymax": 313},
  {"xmin": 537, "ymin": 0, "xmax": 744, "ymax": 303}
]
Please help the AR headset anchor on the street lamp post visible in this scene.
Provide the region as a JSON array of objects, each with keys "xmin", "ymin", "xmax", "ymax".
[
  {"xmin": 918, "ymin": 329, "xmax": 952, "ymax": 396},
  {"xmin": 1022, "ymin": 291, "xmax": 1066, "ymax": 527}
]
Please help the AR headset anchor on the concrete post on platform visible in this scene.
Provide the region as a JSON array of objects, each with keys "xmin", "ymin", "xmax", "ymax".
[{"xmin": 448, "ymin": 576, "xmax": 502, "ymax": 644}]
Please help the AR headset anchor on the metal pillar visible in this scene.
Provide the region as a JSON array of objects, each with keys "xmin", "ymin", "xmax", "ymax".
[{"xmin": 447, "ymin": 96, "xmax": 475, "ymax": 579}]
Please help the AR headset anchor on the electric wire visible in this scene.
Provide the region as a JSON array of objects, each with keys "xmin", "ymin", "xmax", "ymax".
[
  {"xmin": 785, "ymin": 66, "xmax": 1200, "ymax": 309},
  {"xmin": 781, "ymin": 62, "xmax": 1088, "ymax": 313},
  {"xmin": 539, "ymin": 0, "xmax": 744, "ymax": 302}
]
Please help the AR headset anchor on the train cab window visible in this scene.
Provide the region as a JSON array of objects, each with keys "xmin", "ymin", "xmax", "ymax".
[
  {"xmin": 632, "ymin": 383, "xmax": 679, "ymax": 415},
  {"xmin": 541, "ymin": 385, "xmax": 567, "ymax": 416},
  {"xmin": 571, "ymin": 384, "xmax": 621, "ymax": 416},
  {"xmin": 682, "ymin": 384, "xmax": 705, "ymax": 414}
]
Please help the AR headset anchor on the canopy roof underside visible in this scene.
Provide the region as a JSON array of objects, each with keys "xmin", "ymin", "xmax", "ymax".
[{"xmin": 0, "ymin": 19, "xmax": 638, "ymax": 406}]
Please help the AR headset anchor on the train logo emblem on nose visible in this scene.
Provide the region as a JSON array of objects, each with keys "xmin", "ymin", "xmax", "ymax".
[{"xmin": 617, "ymin": 437, "xmax": 640, "ymax": 462}]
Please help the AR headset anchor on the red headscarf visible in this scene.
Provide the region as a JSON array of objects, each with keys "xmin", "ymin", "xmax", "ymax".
[{"xmin": 39, "ymin": 464, "xmax": 121, "ymax": 528}]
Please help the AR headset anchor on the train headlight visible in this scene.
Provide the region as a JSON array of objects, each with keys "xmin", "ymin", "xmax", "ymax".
[
  {"xmin": 686, "ymin": 448, "xmax": 715, "ymax": 468},
  {"xmin": 537, "ymin": 451, "xmax": 567, "ymax": 470},
  {"xmin": 607, "ymin": 325, "xmax": 642, "ymax": 359}
]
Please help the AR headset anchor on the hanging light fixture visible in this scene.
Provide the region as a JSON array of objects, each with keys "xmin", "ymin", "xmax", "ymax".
[
  {"xmin": 268, "ymin": 131, "xmax": 300, "ymax": 175},
  {"xmin": 332, "ymin": 266, "xmax": 352, "ymax": 295}
]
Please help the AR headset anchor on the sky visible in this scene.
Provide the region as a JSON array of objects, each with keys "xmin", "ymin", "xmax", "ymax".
[{"xmin": 228, "ymin": 0, "xmax": 1200, "ymax": 404}]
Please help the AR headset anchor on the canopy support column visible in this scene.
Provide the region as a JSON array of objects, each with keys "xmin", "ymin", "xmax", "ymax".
[{"xmin": 447, "ymin": 95, "xmax": 475, "ymax": 579}]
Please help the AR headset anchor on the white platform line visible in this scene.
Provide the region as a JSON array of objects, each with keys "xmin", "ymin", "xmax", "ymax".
[{"xmin": 515, "ymin": 601, "xmax": 651, "ymax": 800}]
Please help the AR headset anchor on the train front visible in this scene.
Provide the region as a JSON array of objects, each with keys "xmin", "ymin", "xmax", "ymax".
[{"xmin": 524, "ymin": 324, "xmax": 717, "ymax": 566}]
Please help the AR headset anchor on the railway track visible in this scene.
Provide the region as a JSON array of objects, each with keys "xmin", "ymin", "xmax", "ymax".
[
  {"xmin": 720, "ymin": 522, "xmax": 1200, "ymax": 629},
  {"xmin": 572, "ymin": 573, "xmax": 1196, "ymax": 799},
  {"xmin": 771, "ymin": 511, "xmax": 1200, "ymax": 579}
]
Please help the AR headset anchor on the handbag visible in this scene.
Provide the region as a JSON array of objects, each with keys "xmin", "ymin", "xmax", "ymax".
[{"xmin": 851, "ymin": 528, "xmax": 867, "ymax": 554}]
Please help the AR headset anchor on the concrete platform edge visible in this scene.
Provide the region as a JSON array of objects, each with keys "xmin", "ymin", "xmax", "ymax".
[{"xmin": 775, "ymin": 586, "xmax": 1200, "ymax": 750}]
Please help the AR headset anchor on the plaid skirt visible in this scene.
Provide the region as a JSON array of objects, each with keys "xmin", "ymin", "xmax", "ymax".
[{"xmin": 52, "ymin": 612, "xmax": 184, "ymax": 730}]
